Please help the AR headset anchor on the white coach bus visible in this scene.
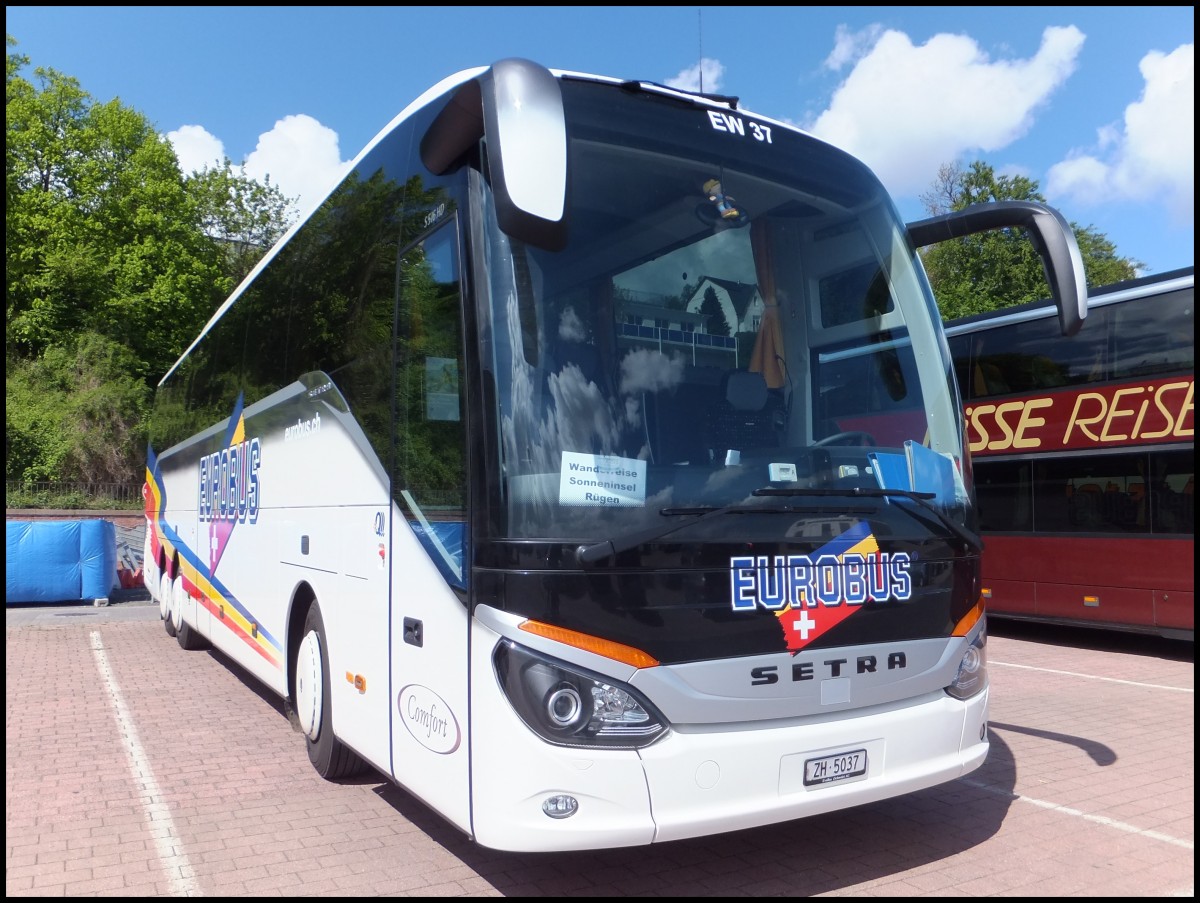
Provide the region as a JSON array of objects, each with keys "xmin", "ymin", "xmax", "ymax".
[{"xmin": 143, "ymin": 59, "xmax": 1086, "ymax": 852}]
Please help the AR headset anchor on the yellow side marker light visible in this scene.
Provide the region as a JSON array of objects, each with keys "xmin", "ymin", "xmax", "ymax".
[
  {"xmin": 519, "ymin": 620, "xmax": 659, "ymax": 668},
  {"xmin": 952, "ymin": 598, "xmax": 986, "ymax": 637}
]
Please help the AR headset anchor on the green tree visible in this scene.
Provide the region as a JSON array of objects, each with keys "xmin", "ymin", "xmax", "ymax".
[
  {"xmin": 699, "ymin": 284, "xmax": 729, "ymax": 336},
  {"xmin": 7, "ymin": 48, "xmax": 217, "ymax": 377},
  {"xmin": 6, "ymin": 332, "xmax": 151, "ymax": 487},
  {"xmin": 6, "ymin": 35, "xmax": 292, "ymax": 493},
  {"xmin": 917, "ymin": 161, "xmax": 1142, "ymax": 320},
  {"xmin": 188, "ymin": 160, "xmax": 294, "ymax": 288}
]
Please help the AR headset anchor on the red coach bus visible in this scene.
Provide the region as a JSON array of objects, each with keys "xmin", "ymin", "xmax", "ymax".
[{"xmin": 945, "ymin": 267, "xmax": 1194, "ymax": 640}]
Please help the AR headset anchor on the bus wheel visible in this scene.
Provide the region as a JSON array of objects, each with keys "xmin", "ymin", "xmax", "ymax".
[
  {"xmin": 160, "ymin": 570, "xmax": 177, "ymax": 637},
  {"xmin": 296, "ymin": 603, "xmax": 367, "ymax": 780},
  {"xmin": 174, "ymin": 575, "xmax": 208, "ymax": 651}
]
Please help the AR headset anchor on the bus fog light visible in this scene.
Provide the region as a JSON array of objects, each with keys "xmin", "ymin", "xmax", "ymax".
[{"xmin": 542, "ymin": 794, "xmax": 579, "ymax": 819}]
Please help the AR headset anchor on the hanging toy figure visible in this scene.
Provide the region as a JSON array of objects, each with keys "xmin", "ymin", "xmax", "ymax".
[{"xmin": 703, "ymin": 178, "xmax": 742, "ymax": 219}]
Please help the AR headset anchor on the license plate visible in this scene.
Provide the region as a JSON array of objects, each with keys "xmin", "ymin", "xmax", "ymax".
[{"xmin": 803, "ymin": 748, "xmax": 867, "ymax": 787}]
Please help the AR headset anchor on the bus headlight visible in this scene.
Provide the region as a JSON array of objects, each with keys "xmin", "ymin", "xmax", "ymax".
[
  {"xmin": 946, "ymin": 621, "xmax": 988, "ymax": 700},
  {"xmin": 493, "ymin": 640, "xmax": 669, "ymax": 749}
]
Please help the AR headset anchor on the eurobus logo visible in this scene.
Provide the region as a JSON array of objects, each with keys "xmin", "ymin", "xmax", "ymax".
[
  {"xmin": 729, "ymin": 520, "xmax": 912, "ymax": 653},
  {"xmin": 196, "ymin": 393, "xmax": 261, "ymax": 572},
  {"xmin": 198, "ymin": 438, "xmax": 261, "ymax": 524}
]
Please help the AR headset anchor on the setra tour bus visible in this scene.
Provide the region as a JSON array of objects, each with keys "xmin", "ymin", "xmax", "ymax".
[
  {"xmin": 945, "ymin": 267, "xmax": 1194, "ymax": 641},
  {"xmin": 142, "ymin": 59, "xmax": 1088, "ymax": 852}
]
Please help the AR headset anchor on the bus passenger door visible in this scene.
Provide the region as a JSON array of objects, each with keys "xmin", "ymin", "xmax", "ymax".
[{"xmin": 387, "ymin": 220, "xmax": 473, "ymax": 835}]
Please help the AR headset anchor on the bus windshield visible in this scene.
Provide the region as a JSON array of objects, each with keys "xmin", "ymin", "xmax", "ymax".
[{"xmin": 482, "ymin": 78, "xmax": 965, "ymax": 541}]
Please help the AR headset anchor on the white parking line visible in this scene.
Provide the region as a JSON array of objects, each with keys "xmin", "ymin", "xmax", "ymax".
[
  {"xmin": 990, "ymin": 660, "xmax": 1194, "ymax": 693},
  {"xmin": 963, "ymin": 778, "xmax": 1194, "ymax": 851},
  {"xmin": 90, "ymin": 631, "xmax": 202, "ymax": 897}
]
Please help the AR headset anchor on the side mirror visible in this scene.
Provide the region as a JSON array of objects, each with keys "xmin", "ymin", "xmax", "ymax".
[
  {"xmin": 420, "ymin": 58, "xmax": 568, "ymax": 250},
  {"xmin": 907, "ymin": 200, "xmax": 1088, "ymax": 336}
]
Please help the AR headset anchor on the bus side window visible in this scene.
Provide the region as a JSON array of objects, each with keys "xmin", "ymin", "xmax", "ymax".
[
  {"xmin": 1182, "ymin": 477, "xmax": 1195, "ymax": 533},
  {"xmin": 1070, "ymin": 482, "xmax": 1104, "ymax": 529},
  {"xmin": 394, "ymin": 219, "xmax": 468, "ymax": 588},
  {"xmin": 1110, "ymin": 286, "xmax": 1195, "ymax": 379},
  {"xmin": 1147, "ymin": 450, "xmax": 1195, "ymax": 536},
  {"xmin": 947, "ymin": 334, "xmax": 974, "ymax": 401},
  {"xmin": 974, "ymin": 460, "xmax": 1031, "ymax": 531},
  {"xmin": 975, "ymin": 360, "xmax": 1011, "ymax": 396}
]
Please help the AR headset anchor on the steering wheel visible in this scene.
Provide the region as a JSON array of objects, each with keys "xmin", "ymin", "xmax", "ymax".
[{"xmin": 813, "ymin": 431, "xmax": 877, "ymax": 448}]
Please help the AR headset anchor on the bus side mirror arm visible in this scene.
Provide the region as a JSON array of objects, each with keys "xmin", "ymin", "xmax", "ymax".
[
  {"xmin": 907, "ymin": 200, "xmax": 1088, "ymax": 337},
  {"xmin": 420, "ymin": 58, "xmax": 568, "ymax": 251}
]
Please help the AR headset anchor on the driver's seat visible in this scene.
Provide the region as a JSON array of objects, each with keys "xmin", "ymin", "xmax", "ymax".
[{"xmin": 707, "ymin": 370, "xmax": 783, "ymax": 460}]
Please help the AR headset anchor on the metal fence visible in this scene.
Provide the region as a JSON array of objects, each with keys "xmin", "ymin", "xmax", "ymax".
[
  {"xmin": 5, "ymin": 481, "xmax": 143, "ymax": 510},
  {"xmin": 6, "ymin": 482, "xmax": 466, "ymax": 512}
]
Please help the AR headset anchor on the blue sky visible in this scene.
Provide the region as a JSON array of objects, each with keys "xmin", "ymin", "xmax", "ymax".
[{"xmin": 7, "ymin": 6, "xmax": 1194, "ymax": 278}]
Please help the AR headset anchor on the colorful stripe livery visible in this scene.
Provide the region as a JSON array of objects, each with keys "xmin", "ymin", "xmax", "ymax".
[{"xmin": 144, "ymin": 397, "xmax": 283, "ymax": 669}]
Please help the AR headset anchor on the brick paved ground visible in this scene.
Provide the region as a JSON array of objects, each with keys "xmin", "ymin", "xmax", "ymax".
[{"xmin": 6, "ymin": 602, "xmax": 1194, "ymax": 897}]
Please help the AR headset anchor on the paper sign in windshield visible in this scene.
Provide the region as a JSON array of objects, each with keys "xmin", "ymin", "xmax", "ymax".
[{"xmin": 559, "ymin": 451, "xmax": 646, "ymax": 507}]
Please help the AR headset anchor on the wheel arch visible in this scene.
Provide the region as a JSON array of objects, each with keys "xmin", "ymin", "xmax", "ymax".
[
  {"xmin": 286, "ymin": 581, "xmax": 318, "ymax": 705},
  {"xmin": 158, "ymin": 541, "xmax": 173, "ymax": 579}
]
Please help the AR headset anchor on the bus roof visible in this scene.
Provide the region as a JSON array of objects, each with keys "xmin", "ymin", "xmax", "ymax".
[{"xmin": 943, "ymin": 265, "xmax": 1194, "ymax": 337}]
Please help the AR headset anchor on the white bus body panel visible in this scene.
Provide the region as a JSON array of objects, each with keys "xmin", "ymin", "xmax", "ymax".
[
  {"xmin": 386, "ymin": 508, "xmax": 472, "ymax": 836},
  {"xmin": 639, "ymin": 688, "xmax": 988, "ymax": 843},
  {"xmin": 294, "ymin": 505, "xmax": 391, "ymax": 768},
  {"xmin": 468, "ymin": 617, "xmax": 657, "ymax": 852},
  {"xmin": 466, "ymin": 614, "xmax": 988, "ymax": 852},
  {"xmin": 155, "ymin": 391, "xmax": 396, "ymax": 758},
  {"xmin": 154, "ymin": 387, "xmax": 476, "ymax": 835}
]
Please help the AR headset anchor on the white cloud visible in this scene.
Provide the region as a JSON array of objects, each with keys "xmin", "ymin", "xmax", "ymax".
[
  {"xmin": 824, "ymin": 23, "xmax": 885, "ymax": 72},
  {"xmin": 666, "ymin": 57, "xmax": 725, "ymax": 94},
  {"xmin": 806, "ymin": 25, "xmax": 1085, "ymax": 197},
  {"xmin": 166, "ymin": 124, "xmax": 226, "ymax": 175},
  {"xmin": 1046, "ymin": 43, "xmax": 1194, "ymax": 224},
  {"xmin": 166, "ymin": 115, "xmax": 350, "ymax": 221},
  {"xmin": 243, "ymin": 114, "xmax": 349, "ymax": 220}
]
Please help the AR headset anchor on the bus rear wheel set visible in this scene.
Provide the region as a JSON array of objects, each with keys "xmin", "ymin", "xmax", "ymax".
[
  {"xmin": 159, "ymin": 569, "xmax": 176, "ymax": 637},
  {"xmin": 160, "ymin": 567, "xmax": 206, "ymax": 651}
]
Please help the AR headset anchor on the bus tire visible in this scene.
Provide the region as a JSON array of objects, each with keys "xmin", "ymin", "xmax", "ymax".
[
  {"xmin": 174, "ymin": 575, "xmax": 208, "ymax": 651},
  {"xmin": 160, "ymin": 570, "xmax": 177, "ymax": 637},
  {"xmin": 296, "ymin": 603, "xmax": 367, "ymax": 780}
]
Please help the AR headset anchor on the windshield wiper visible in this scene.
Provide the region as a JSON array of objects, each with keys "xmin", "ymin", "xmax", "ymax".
[{"xmin": 753, "ymin": 486, "xmax": 984, "ymax": 552}]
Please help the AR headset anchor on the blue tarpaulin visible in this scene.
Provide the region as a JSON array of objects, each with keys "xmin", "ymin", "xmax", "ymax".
[{"xmin": 6, "ymin": 520, "xmax": 118, "ymax": 604}]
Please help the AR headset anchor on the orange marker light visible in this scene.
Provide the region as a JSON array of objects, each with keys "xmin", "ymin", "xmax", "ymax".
[{"xmin": 519, "ymin": 620, "xmax": 659, "ymax": 668}]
